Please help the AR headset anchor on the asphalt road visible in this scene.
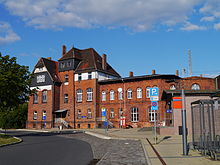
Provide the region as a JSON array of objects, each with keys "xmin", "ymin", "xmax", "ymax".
[{"xmin": 0, "ymin": 130, "xmax": 93, "ymax": 165}]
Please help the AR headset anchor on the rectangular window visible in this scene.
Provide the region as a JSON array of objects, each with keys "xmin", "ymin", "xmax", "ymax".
[
  {"xmin": 64, "ymin": 94, "xmax": 68, "ymax": 103},
  {"xmin": 88, "ymin": 72, "xmax": 92, "ymax": 79},
  {"xmin": 131, "ymin": 107, "xmax": 139, "ymax": 122},
  {"xmin": 118, "ymin": 91, "xmax": 123, "ymax": 100},
  {"xmin": 33, "ymin": 111, "xmax": 37, "ymax": 120},
  {"xmin": 78, "ymin": 73, "xmax": 82, "ymax": 81},
  {"xmin": 87, "ymin": 109, "xmax": 92, "ymax": 119},
  {"xmin": 76, "ymin": 89, "xmax": 83, "ymax": 102},
  {"xmin": 110, "ymin": 109, "xmax": 114, "ymax": 119},
  {"xmin": 42, "ymin": 91, "xmax": 47, "ymax": 103},
  {"xmin": 146, "ymin": 87, "xmax": 150, "ymax": 98},
  {"xmin": 42, "ymin": 111, "xmax": 46, "ymax": 120},
  {"xmin": 87, "ymin": 88, "xmax": 93, "ymax": 101},
  {"xmin": 61, "ymin": 63, "xmax": 65, "ymax": 68},
  {"xmin": 64, "ymin": 75, "xmax": 69, "ymax": 83},
  {"xmin": 110, "ymin": 90, "xmax": 114, "ymax": 100},
  {"xmin": 77, "ymin": 110, "xmax": 81, "ymax": 119},
  {"xmin": 149, "ymin": 109, "xmax": 157, "ymax": 122}
]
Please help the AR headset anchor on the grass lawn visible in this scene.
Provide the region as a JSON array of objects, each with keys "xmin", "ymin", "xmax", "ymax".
[{"xmin": 0, "ymin": 134, "xmax": 20, "ymax": 146}]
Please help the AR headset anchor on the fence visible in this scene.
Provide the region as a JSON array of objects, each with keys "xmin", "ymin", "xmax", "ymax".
[{"xmin": 191, "ymin": 99, "xmax": 220, "ymax": 160}]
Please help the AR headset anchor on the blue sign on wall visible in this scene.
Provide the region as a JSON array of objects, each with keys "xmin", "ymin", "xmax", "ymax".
[
  {"xmin": 42, "ymin": 116, "xmax": 46, "ymax": 120},
  {"xmin": 166, "ymin": 109, "xmax": 173, "ymax": 113}
]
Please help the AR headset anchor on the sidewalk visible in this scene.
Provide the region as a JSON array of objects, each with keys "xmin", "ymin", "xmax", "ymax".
[{"xmin": 84, "ymin": 128, "xmax": 219, "ymax": 165}]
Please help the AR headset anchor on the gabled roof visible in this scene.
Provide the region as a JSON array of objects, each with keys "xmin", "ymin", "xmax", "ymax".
[
  {"xmin": 34, "ymin": 58, "xmax": 61, "ymax": 83},
  {"xmin": 59, "ymin": 47, "xmax": 121, "ymax": 77}
]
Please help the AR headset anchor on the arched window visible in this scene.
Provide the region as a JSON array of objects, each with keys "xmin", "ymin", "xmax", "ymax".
[
  {"xmin": 33, "ymin": 93, "xmax": 38, "ymax": 104},
  {"xmin": 110, "ymin": 90, "xmax": 114, "ymax": 100},
  {"xmin": 127, "ymin": 88, "xmax": 132, "ymax": 99},
  {"xmin": 146, "ymin": 87, "xmax": 150, "ymax": 98},
  {"xmin": 42, "ymin": 111, "xmax": 46, "ymax": 120},
  {"xmin": 131, "ymin": 107, "xmax": 139, "ymax": 122},
  {"xmin": 64, "ymin": 94, "xmax": 68, "ymax": 103},
  {"xmin": 191, "ymin": 83, "xmax": 200, "ymax": 90},
  {"xmin": 64, "ymin": 74, "xmax": 69, "ymax": 83},
  {"xmin": 110, "ymin": 108, "xmax": 114, "ymax": 118},
  {"xmin": 76, "ymin": 89, "xmax": 83, "ymax": 102},
  {"xmin": 42, "ymin": 90, "xmax": 47, "ymax": 103},
  {"xmin": 87, "ymin": 88, "xmax": 93, "ymax": 101},
  {"xmin": 102, "ymin": 91, "xmax": 106, "ymax": 101},
  {"xmin": 137, "ymin": 88, "xmax": 142, "ymax": 98},
  {"xmin": 118, "ymin": 88, "xmax": 123, "ymax": 100},
  {"xmin": 33, "ymin": 111, "xmax": 37, "ymax": 120},
  {"xmin": 170, "ymin": 84, "xmax": 176, "ymax": 90}
]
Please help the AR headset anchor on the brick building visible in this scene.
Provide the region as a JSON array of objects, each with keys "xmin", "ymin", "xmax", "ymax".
[{"xmin": 27, "ymin": 45, "xmax": 218, "ymax": 129}]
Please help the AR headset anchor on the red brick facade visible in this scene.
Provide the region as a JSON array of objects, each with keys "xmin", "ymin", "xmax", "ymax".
[{"xmin": 27, "ymin": 46, "xmax": 218, "ymax": 129}]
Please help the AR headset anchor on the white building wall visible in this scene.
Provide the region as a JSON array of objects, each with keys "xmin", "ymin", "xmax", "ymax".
[
  {"xmin": 30, "ymin": 85, "xmax": 52, "ymax": 91},
  {"xmin": 75, "ymin": 71, "xmax": 118, "ymax": 81}
]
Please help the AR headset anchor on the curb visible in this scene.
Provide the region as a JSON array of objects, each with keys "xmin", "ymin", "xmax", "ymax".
[
  {"xmin": 0, "ymin": 135, "xmax": 23, "ymax": 148},
  {"xmin": 85, "ymin": 131, "xmax": 111, "ymax": 139},
  {"xmin": 141, "ymin": 139, "xmax": 152, "ymax": 165}
]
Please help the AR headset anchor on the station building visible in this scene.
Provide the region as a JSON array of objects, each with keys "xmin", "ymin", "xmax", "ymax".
[{"xmin": 27, "ymin": 45, "xmax": 218, "ymax": 130}]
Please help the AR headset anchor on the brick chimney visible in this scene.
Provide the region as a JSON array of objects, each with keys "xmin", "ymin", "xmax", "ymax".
[
  {"xmin": 62, "ymin": 45, "xmax": 66, "ymax": 56},
  {"xmin": 102, "ymin": 54, "xmax": 107, "ymax": 70},
  {"xmin": 129, "ymin": 71, "xmax": 133, "ymax": 77},
  {"xmin": 176, "ymin": 70, "xmax": 179, "ymax": 76},
  {"xmin": 152, "ymin": 70, "xmax": 156, "ymax": 75}
]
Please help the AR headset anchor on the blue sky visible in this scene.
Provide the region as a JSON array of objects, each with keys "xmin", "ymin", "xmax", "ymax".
[{"xmin": 1, "ymin": 0, "xmax": 220, "ymax": 77}]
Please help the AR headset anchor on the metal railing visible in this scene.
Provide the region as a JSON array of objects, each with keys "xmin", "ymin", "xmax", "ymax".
[{"xmin": 191, "ymin": 99, "xmax": 220, "ymax": 160}]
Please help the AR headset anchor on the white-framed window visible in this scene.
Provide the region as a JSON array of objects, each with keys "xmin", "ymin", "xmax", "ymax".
[
  {"xmin": 146, "ymin": 87, "xmax": 150, "ymax": 98},
  {"xmin": 33, "ymin": 93, "xmax": 38, "ymax": 104},
  {"xmin": 42, "ymin": 90, "xmax": 47, "ymax": 103},
  {"xmin": 61, "ymin": 63, "xmax": 65, "ymax": 68},
  {"xmin": 127, "ymin": 88, "xmax": 132, "ymax": 99},
  {"xmin": 76, "ymin": 89, "xmax": 82, "ymax": 102},
  {"xmin": 148, "ymin": 107, "xmax": 157, "ymax": 122},
  {"xmin": 110, "ymin": 108, "xmax": 114, "ymax": 118},
  {"xmin": 87, "ymin": 88, "xmax": 93, "ymax": 101},
  {"xmin": 191, "ymin": 83, "xmax": 200, "ymax": 90},
  {"xmin": 33, "ymin": 111, "xmax": 37, "ymax": 120},
  {"xmin": 77, "ymin": 109, "xmax": 81, "ymax": 119},
  {"xmin": 102, "ymin": 91, "xmax": 106, "ymax": 101},
  {"xmin": 110, "ymin": 90, "xmax": 114, "ymax": 100},
  {"xmin": 131, "ymin": 107, "xmax": 139, "ymax": 122},
  {"xmin": 118, "ymin": 91, "xmax": 123, "ymax": 100},
  {"xmin": 170, "ymin": 84, "xmax": 176, "ymax": 90},
  {"xmin": 137, "ymin": 88, "xmax": 142, "ymax": 98},
  {"xmin": 64, "ymin": 74, "xmax": 69, "ymax": 83},
  {"xmin": 67, "ymin": 61, "xmax": 71, "ymax": 67},
  {"xmin": 78, "ymin": 73, "xmax": 82, "ymax": 81},
  {"xmin": 42, "ymin": 111, "xmax": 46, "ymax": 120},
  {"xmin": 37, "ymin": 75, "xmax": 45, "ymax": 83},
  {"xmin": 87, "ymin": 109, "xmax": 92, "ymax": 119},
  {"xmin": 64, "ymin": 94, "xmax": 68, "ymax": 103},
  {"xmin": 88, "ymin": 72, "xmax": 92, "ymax": 80}
]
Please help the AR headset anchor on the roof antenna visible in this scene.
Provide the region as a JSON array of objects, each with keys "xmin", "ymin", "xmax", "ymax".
[{"xmin": 188, "ymin": 49, "xmax": 192, "ymax": 77}]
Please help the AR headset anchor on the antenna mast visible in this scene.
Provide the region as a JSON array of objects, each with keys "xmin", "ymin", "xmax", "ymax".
[{"xmin": 188, "ymin": 49, "xmax": 192, "ymax": 77}]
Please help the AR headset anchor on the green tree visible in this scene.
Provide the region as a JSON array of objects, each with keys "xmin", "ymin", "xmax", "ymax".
[{"xmin": 0, "ymin": 54, "xmax": 32, "ymax": 129}]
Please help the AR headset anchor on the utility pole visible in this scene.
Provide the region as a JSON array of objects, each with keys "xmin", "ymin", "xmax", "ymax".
[{"xmin": 181, "ymin": 89, "xmax": 188, "ymax": 155}]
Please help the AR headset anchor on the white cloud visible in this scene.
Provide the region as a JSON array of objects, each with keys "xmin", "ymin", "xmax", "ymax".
[
  {"xmin": 200, "ymin": 16, "xmax": 215, "ymax": 22},
  {"xmin": 1, "ymin": 0, "xmax": 202, "ymax": 31},
  {"xmin": 0, "ymin": 21, "xmax": 20, "ymax": 44},
  {"xmin": 180, "ymin": 22, "xmax": 206, "ymax": 31},
  {"xmin": 214, "ymin": 22, "xmax": 220, "ymax": 30},
  {"xmin": 199, "ymin": 0, "xmax": 220, "ymax": 18}
]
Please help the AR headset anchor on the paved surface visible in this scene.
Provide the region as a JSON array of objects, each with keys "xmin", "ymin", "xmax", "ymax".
[
  {"xmin": 83, "ymin": 128, "xmax": 220, "ymax": 165},
  {"xmin": 64, "ymin": 133, "xmax": 147, "ymax": 165},
  {"xmin": 0, "ymin": 130, "xmax": 93, "ymax": 165}
]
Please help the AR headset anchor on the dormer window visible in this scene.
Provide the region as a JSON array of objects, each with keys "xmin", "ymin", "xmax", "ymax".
[
  {"xmin": 67, "ymin": 61, "xmax": 71, "ymax": 67},
  {"xmin": 170, "ymin": 85, "xmax": 176, "ymax": 90},
  {"xmin": 61, "ymin": 63, "xmax": 65, "ymax": 68},
  {"xmin": 37, "ymin": 75, "xmax": 45, "ymax": 83},
  {"xmin": 39, "ymin": 67, "xmax": 43, "ymax": 71}
]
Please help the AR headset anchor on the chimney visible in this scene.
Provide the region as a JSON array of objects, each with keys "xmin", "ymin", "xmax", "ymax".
[
  {"xmin": 176, "ymin": 70, "xmax": 179, "ymax": 76},
  {"xmin": 47, "ymin": 57, "xmax": 51, "ymax": 60},
  {"xmin": 129, "ymin": 71, "xmax": 133, "ymax": 77},
  {"xmin": 152, "ymin": 70, "xmax": 156, "ymax": 75},
  {"xmin": 102, "ymin": 54, "xmax": 107, "ymax": 70},
  {"xmin": 62, "ymin": 45, "xmax": 66, "ymax": 56}
]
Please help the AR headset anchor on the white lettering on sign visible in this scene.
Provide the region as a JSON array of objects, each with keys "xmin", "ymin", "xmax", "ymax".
[{"xmin": 37, "ymin": 75, "xmax": 45, "ymax": 83}]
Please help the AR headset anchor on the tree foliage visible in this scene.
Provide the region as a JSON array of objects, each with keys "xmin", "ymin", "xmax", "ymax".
[
  {"xmin": 0, "ymin": 54, "xmax": 32, "ymax": 129},
  {"xmin": 0, "ymin": 54, "xmax": 32, "ymax": 112}
]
